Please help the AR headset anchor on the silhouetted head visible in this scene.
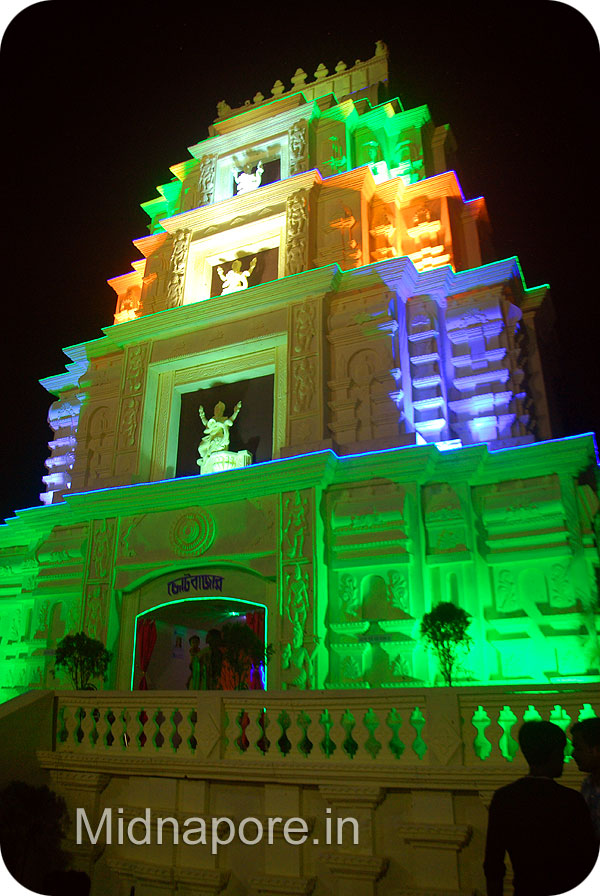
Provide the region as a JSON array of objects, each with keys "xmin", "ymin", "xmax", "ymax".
[
  {"xmin": 571, "ymin": 717, "xmax": 600, "ymax": 775},
  {"xmin": 189, "ymin": 635, "xmax": 200, "ymax": 649},
  {"xmin": 518, "ymin": 720, "xmax": 566, "ymax": 777},
  {"xmin": 206, "ymin": 628, "xmax": 222, "ymax": 648}
]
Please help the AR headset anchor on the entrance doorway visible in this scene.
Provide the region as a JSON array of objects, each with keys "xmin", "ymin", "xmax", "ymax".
[{"xmin": 132, "ymin": 598, "xmax": 266, "ymax": 691}]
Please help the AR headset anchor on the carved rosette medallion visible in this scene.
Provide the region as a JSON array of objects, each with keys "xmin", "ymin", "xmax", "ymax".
[{"xmin": 169, "ymin": 509, "xmax": 215, "ymax": 557}]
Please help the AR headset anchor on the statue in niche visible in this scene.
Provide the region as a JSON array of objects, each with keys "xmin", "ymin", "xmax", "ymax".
[
  {"xmin": 281, "ymin": 619, "xmax": 315, "ymax": 689},
  {"xmin": 339, "ymin": 573, "xmax": 360, "ymax": 619},
  {"xmin": 232, "ymin": 161, "xmax": 264, "ymax": 194},
  {"xmin": 282, "ymin": 491, "xmax": 308, "ymax": 560},
  {"xmin": 197, "ymin": 401, "xmax": 242, "ymax": 464},
  {"xmin": 217, "ymin": 258, "xmax": 257, "ymax": 294}
]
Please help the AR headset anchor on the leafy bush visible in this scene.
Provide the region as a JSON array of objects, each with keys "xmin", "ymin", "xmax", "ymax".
[
  {"xmin": 54, "ymin": 631, "xmax": 112, "ymax": 690},
  {"xmin": 420, "ymin": 601, "xmax": 473, "ymax": 686}
]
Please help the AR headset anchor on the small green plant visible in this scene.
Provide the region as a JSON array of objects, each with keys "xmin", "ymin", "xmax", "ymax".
[
  {"xmin": 420, "ymin": 601, "xmax": 473, "ymax": 687},
  {"xmin": 54, "ymin": 631, "xmax": 112, "ymax": 690}
]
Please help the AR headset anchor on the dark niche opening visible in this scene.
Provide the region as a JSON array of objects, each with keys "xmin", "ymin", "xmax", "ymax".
[
  {"xmin": 176, "ymin": 375, "xmax": 274, "ymax": 477},
  {"xmin": 210, "ymin": 246, "xmax": 278, "ymax": 297}
]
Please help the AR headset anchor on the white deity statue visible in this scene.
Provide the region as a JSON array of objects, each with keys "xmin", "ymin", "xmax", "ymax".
[
  {"xmin": 232, "ymin": 160, "xmax": 264, "ymax": 194},
  {"xmin": 217, "ymin": 257, "xmax": 257, "ymax": 294},
  {"xmin": 197, "ymin": 400, "xmax": 242, "ymax": 464}
]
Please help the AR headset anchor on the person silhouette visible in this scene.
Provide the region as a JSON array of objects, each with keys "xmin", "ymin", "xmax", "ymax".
[
  {"xmin": 571, "ymin": 717, "xmax": 600, "ymax": 840},
  {"xmin": 484, "ymin": 720, "xmax": 598, "ymax": 895}
]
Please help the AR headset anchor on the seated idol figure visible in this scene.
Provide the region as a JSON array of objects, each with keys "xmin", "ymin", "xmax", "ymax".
[{"xmin": 197, "ymin": 400, "xmax": 242, "ymax": 464}]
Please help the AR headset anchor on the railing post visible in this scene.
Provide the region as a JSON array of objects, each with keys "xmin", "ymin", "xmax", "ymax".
[{"xmin": 423, "ymin": 688, "xmax": 464, "ymax": 767}]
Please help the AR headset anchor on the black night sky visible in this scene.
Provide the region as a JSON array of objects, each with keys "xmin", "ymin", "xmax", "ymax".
[{"xmin": 1, "ymin": 2, "xmax": 598, "ymax": 524}]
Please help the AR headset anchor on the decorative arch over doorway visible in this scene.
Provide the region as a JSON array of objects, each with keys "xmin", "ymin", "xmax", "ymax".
[{"xmin": 114, "ymin": 564, "xmax": 275, "ymax": 689}]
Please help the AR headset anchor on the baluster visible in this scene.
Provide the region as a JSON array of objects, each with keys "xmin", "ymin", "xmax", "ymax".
[
  {"xmin": 306, "ymin": 706, "xmax": 322, "ymax": 762},
  {"xmin": 79, "ymin": 704, "xmax": 95, "ymax": 750},
  {"xmin": 178, "ymin": 707, "xmax": 196, "ymax": 757},
  {"xmin": 354, "ymin": 707, "xmax": 376, "ymax": 760},
  {"xmin": 119, "ymin": 707, "xmax": 132, "ymax": 750},
  {"xmin": 471, "ymin": 705, "xmax": 492, "ymax": 761},
  {"xmin": 96, "ymin": 706, "xmax": 110, "ymax": 749},
  {"xmin": 245, "ymin": 704, "xmax": 264, "ymax": 755}
]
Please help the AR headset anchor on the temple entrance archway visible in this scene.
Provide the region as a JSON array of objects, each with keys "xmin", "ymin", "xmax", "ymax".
[{"xmin": 115, "ymin": 565, "xmax": 276, "ymax": 689}]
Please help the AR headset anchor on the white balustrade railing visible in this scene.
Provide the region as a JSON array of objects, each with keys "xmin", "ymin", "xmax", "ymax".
[{"xmin": 50, "ymin": 683, "xmax": 599, "ymax": 768}]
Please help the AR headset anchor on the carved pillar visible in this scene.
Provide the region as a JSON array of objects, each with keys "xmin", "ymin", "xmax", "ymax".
[
  {"xmin": 197, "ymin": 153, "xmax": 217, "ymax": 206},
  {"xmin": 165, "ymin": 228, "xmax": 192, "ymax": 309},
  {"xmin": 113, "ymin": 342, "xmax": 150, "ymax": 484},
  {"xmin": 285, "ymin": 189, "xmax": 310, "ymax": 276},
  {"xmin": 286, "ymin": 296, "xmax": 326, "ymax": 451},
  {"xmin": 279, "ymin": 489, "xmax": 318, "ymax": 689},
  {"xmin": 82, "ymin": 517, "xmax": 117, "ymax": 645}
]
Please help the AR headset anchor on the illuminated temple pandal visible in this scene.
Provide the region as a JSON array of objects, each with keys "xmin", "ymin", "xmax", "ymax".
[{"xmin": 0, "ymin": 40, "xmax": 598, "ymax": 896}]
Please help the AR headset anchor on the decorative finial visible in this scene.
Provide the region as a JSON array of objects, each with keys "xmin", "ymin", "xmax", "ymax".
[
  {"xmin": 335, "ymin": 60, "xmax": 347, "ymax": 73},
  {"xmin": 314, "ymin": 63, "xmax": 329, "ymax": 80},
  {"xmin": 375, "ymin": 40, "xmax": 388, "ymax": 56},
  {"xmin": 216, "ymin": 100, "xmax": 232, "ymax": 118},
  {"xmin": 253, "ymin": 91, "xmax": 265, "ymax": 104},
  {"xmin": 271, "ymin": 79, "xmax": 285, "ymax": 97},
  {"xmin": 291, "ymin": 67, "xmax": 308, "ymax": 88}
]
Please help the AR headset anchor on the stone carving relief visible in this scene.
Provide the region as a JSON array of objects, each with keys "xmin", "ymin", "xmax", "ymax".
[
  {"xmin": 495, "ymin": 569, "xmax": 518, "ymax": 613},
  {"xmin": 339, "ymin": 573, "xmax": 360, "ymax": 618},
  {"xmin": 118, "ymin": 515, "xmax": 146, "ymax": 559},
  {"xmin": 285, "ymin": 564, "xmax": 310, "ymax": 631},
  {"xmin": 293, "ymin": 301, "xmax": 316, "ymax": 355},
  {"xmin": 292, "ymin": 356, "xmax": 316, "ymax": 414},
  {"xmin": 125, "ymin": 344, "xmax": 149, "ymax": 395},
  {"xmin": 387, "ymin": 570, "xmax": 409, "ymax": 612},
  {"xmin": 83, "ymin": 584, "xmax": 107, "ymax": 641},
  {"xmin": 348, "ymin": 349, "xmax": 379, "ymax": 440},
  {"xmin": 281, "ymin": 618, "xmax": 315, "ymax": 690},
  {"xmin": 549, "ymin": 563, "xmax": 576, "ymax": 608},
  {"xmin": 84, "ymin": 406, "xmax": 110, "ymax": 488},
  {"xmin": 327, "ymin": 203, "xmax": 361, "ymax": 265},
  {"xmin": 285, "ymin": 189, "xmax": 309, "ymax": 276},
  {"xmin": 90, "ymin": 519, "xmax": 116, "ymax": 580},
  {"xmin": 119, "ymin": 397, "xmax": 139, "ymax": 449},
  {"xmin": 288, "ymin": 119, "xmax": 308, "ymax": 175},
  {"xmin": 166, "ymin": 229, "xmax": 191, "ymax": 308},
  {"xmin": 169, "ymin": 509, "xmax": 215, "ymax": 557},
  {"xmin": 197, "ymin": 154, "xmax": 217, "ymax": 206},
  {"xmin": 282, "ymin": 491, "xmax": 309, "ymax": 560}
]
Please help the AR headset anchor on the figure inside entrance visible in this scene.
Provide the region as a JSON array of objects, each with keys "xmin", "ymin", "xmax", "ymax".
[
  {"xmin": 197, "ymin": 400, "xmax": 242, "ymax": 463},
  {"xmin": 216, "ymin": 257, "xmax": 257, "ymax": 294}
]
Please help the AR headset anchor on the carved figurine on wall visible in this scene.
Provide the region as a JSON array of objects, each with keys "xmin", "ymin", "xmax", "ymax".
[
  {"xmin": 281, "ymin": 619, "xmax": 316, "ymax": 689},
  {"xmin": 232, "ymin": 160, "xmax": 264, "ymax": 194},
  {"xmin": 197, "ymin": 400, "xmax": 242, "ymax": 464},
  {"xmin": 217, "ymin": 257, "xmax": 257, "ymax": 294}
]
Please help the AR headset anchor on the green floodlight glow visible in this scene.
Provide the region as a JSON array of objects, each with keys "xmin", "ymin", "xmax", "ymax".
[{"xmin": 130, "ymin": 595, "xmax": 269, "ymax": 691}]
